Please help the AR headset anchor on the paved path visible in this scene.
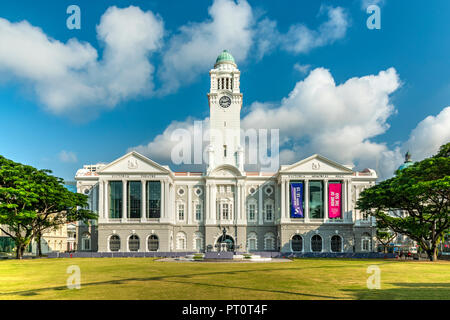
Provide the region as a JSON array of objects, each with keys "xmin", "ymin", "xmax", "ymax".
[{"xmin": 156, "ymin": 257, "xmax": 292, "ymax": 263}]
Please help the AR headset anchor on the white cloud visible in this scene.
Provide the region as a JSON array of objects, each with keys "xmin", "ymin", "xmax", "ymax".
[
  {"xmin": 293, "ymin": 63, "xmax": 311, "ymax": 74},
  {"xmin": 0, "ymin": 6, "xmax": 164, "ymax": 115},
  {"xmin": 404, "ymin": 106, "xmax": 450, "ymax": 160},
  {"xmin": 158, "ymin": 0, "xmax": 254, "ymax": 94},
  {"xmin": 158, "ymin": 1, "xmax": 350, "ymax": 94},
  {"xmin": 239, "ymin": 68, "xmax": 450, "ymax": 179},
  {"xmin": 281, "ymin": 6, "xmax": 349, "ymax": 54},
  {"xmin": 241, "ymin": 67, "xmax": 401, "ymax": 179},
  {"xmin": 253, "ymin": 6, "xmax": 349, "ymax": 58},
  {"xmin": 253, "ymin": 18, "xmax": 279, "ymax": 60},
  {"xmin": 128, "ymin": 118, "xmax": 209, "ymax": 165},
  {"xmin": 59, "ymin": 150, "xmax": 78, "ymax": 163}
]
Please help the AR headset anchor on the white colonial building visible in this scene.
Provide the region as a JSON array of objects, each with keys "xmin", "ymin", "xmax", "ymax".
[{"xmin": 75, "ymin": 51, "xmax": 377, "ymax": 254}]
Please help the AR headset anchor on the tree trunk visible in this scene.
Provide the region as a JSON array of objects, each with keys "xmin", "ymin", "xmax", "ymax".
[
  {"xmin": 432, "ymin": 246, "xmax": 438, "ymax": 261},
  {"xmin": 36, "ymin": 232, "xmax": 42, "ymax": 257},
  {"xmin": 16, "ymin": 243, "xmax": 24, "ymax": 260},
  {"xmin": 427, "ymin": 246, "xmax": 439, "ymax": 261}
]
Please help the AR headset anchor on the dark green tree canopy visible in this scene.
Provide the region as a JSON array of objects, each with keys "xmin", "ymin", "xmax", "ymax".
[
  {"xmin": 0, "ymin": 155, "xmax": 96, "ymax": 258},
  {"xmin": 357, "ymin": 143, "xmax": 450, "ymax": 261}
]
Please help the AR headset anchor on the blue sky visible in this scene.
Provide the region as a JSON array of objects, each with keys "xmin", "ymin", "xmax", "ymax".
[{"xmin": 0, "ymin": 0, "xmax": 449, "ymax": 181}]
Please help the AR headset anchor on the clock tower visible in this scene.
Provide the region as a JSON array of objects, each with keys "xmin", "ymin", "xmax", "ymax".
[{"xmin": 207, "ymin": 50, "xmax": 244, "ymax": 173}]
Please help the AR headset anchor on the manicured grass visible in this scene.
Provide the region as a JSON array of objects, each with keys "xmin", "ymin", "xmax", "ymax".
[{"xmin": 0, "ymin": 258, "xmax": 449, "ymax": 300}]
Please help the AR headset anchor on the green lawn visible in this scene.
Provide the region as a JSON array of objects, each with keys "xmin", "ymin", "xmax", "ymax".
[{"xmin": 0, "ymin": 258, "xmax": 449, "ymax": 300}]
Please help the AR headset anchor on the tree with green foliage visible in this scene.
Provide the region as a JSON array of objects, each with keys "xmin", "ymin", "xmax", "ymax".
[
  {"xmin": 0, "ymin": 155, "xmax": 96, "ymax": 259},
  {"xmin": 32, "ymin": 170, "xmax": 96, "ymax": 257},
  {"xmin": 357, "ymin": 143, "xmax": 450, "ymax": 261},
  {"xmin": 375, "ymin": 219, "xmax": 397, "ymax": 253}
]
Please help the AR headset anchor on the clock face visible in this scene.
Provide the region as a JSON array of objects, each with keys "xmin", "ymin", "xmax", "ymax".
[{"xmin": 219, "ymin": 96, "xmax": 231, "ymax": 108}]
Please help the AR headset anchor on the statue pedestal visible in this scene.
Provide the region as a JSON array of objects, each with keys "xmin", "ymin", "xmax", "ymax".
[
  {"xmin": 220, "ymin": 243, "xmax": 228, "ymax": 252},
  {"xmin": 204, "ymin": 251, "xmax": 234, "ymax": 260}
]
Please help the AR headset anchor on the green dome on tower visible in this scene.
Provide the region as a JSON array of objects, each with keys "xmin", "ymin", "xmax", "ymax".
[
  {"xmin": 215, "ymin": 50, "xmax": 236, "ymax": 66},
  {"xmin": 397, "ymin": 151, "xmax": 414, "ymax": 172}
]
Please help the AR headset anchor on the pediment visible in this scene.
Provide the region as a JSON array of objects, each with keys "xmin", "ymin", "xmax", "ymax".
[
  {"xmin": 281, "ymin": 154, "xmax": 353, "ymax": 174},
  {"xmin": 210, "ymin": 165, "xmax": 242, "ymax": 177},
  {"xmin": 98, "ymin": 152, "xmax": 171, "ymax": 174}
]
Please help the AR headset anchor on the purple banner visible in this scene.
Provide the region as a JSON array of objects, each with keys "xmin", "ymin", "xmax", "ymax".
[{"xmin": 290, "ymin": 182, "xmax": 304, "ymax": 218}]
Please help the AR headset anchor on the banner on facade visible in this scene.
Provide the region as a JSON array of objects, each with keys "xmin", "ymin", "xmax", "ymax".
[
  {"xmin": 328, "ymin": 183, "xmax": 342, "ymax": 218},
  {"xmin": 290, "ymin": 182, "xmax": 304, "ymax": 218}
]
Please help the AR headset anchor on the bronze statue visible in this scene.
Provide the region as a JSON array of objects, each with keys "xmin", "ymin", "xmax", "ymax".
[{"xmin": 222, "ymin": 227, "xmax": 227, "ymax": 241}]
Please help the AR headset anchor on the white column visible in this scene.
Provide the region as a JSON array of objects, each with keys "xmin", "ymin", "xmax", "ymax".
[
  {"xmin": 324, "ymin": 179, "xmax": 328, "ymax": 223},
  {"xmin": 285, "ymin": 180, "xmax": 289, "ymax": 220},
  {"xmin": 343, "ymin": 179, "xmax": 347, "ymax": 222},
  {"xmin": 258, "ymin": 184, "xmax": 263, "ymax": 225},
  {"xmin": 122, "ymin": 180, "xmax": 127, "ymax": 222},
  {"xmin": 345, "ymin": 179, "xmax": 356, "ymax": 222},
  {"xmin": 141, "ymin": 180, "xmax": 146, "ymax": 222},
  {"xmin": 241, "ymin": 183, "xmax": 246, "ymax": 224},
  {"xmin": 236, "ymin": 183, "xmax": 242, "ymax": 223},
  {"xmin": 170, "ymin": 182, "xmax": 176, "ymax": 223},
  {"xmin": 98, "ymin": 179, "xmax": 104, "ymax": 221},
  {"xmin": 205, "ymin": 183, "xmax": 210, "ymax": 223},
  {"xmin": 104, "ymin": 180, "xmax": 109, "ymax": 222},
  {"xmin": 280, "ymin": 179, "xmax": 286, "ymax": 223},
  {"xmin": 304, "ymin": 180, "xmax": 310, "ymax": 223},
  {"xmin": 211, "ymin": 184, "xmax": 217, "ymax": 224},
  {"xmin": 187, "ymin": 185, "xmax": 192, "ymax": 225},
  {"xmin": 165, "ymin": 181, "xmax": 171, "ymax": 221},
  {"xmin": 160, "ymin": 180, "xmax": 165, "ymax": 219}
]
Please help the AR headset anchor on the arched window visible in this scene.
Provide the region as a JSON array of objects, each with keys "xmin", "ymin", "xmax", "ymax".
[
  {"xmin": 311, "ymin": 235, "xmax": 322, "ymax": 252},
  {"xmin": 292, "ymin": 235, "xmax": 303, "ymax": 252},
  {"xmin": 193, "ymin": 232, "xmax": 204, "ymax": 252},
  {"xmin": 362, "ymin": 233, "xmax": 371, "ymax": 252},
  {"xmin": 81, "ymin": 232, "xmax": 91, "ymax": 251},
  {"xmin": 247, "ymin": 232, "xmax": 258, "ymax": 251},
  {"xmin": 331, "ymin": 235, "xmax": 342, "ymax": 252},
  {"xmin": 147, "ymin": 235, "xmax": 159, "ymax": 251},
  {"xmin": 129, "ymin": 235, "xmax": 140, "ymax": 252},
  {"xmin": 264, "ymin": 233, "xmax": 275, "ymax": 250},
  {"xmin": 110, "ymin": 235, "xmax": 120, "ymax": 252},
  {"xmin": 176, "ymin": 232, "xmax": 186, "ymax": 250}
]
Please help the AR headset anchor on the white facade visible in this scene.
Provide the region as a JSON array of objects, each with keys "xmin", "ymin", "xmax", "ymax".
[{"xmin": 75, "ymin": 51, "xmax": 377, "ymax": 254}]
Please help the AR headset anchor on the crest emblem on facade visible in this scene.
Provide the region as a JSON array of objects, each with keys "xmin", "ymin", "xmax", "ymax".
[
  {"xmin": 128, "ymin": 158, "xmax": 138, "ymax": 169},
  {"xmin": 312, "ymin": 162, "xmax": 320, "ymax": 170}
]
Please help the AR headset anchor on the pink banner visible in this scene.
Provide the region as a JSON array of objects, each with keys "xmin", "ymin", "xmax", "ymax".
[{"xmin": 328, "ymin": 183, "xmax": 342, "ymax": 218}]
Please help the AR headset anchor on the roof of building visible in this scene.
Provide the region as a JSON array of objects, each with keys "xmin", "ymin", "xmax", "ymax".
[
  {"xmin": 397, "ymin": 151, "xmax": 414, "ymax": 172},
  {"xmin": 398, "ymin": 161, "xmax": 414, "ymax": 171},
  {"xmin": 215, "ymin": 50, "xmax": 235, "ymax": 65}
]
